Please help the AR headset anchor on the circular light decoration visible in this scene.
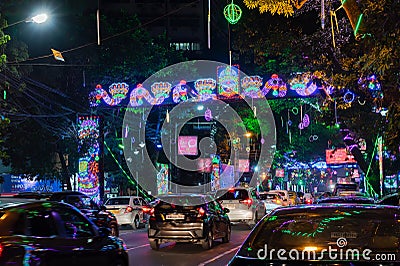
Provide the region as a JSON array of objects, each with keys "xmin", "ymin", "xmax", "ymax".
[
  {"xmin": 343, "ymin": 91, "xmax": 355, "ymax": 103},
  {"xmin": 224, "ymin": 1, "xmax": 242, "ymax": 24}
]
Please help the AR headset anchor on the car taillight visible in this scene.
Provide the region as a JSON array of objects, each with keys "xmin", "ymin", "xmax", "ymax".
[
  {"xmin": 0, "ymin": 243, "xmax": 3, "ymax": 257},
  {"xmin": 240, "ymin": 199, "xmax": 252, "ymax": 206},
  {"xmin": 306, "ymin": 199, "xmax": 312, "ymax": 204},
  {"xmin": 197, "ymin": 207, "xmax": 206, "ymax": 217},
  {"xmin": 142, "ymin": 206, "xmax": 154, "ymax": 215},
  {"xmin": 125, "ymin": 206, "xmax": 133, "ymax": 213}
]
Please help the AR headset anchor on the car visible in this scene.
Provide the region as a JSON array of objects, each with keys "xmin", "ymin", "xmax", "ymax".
[
  {"xmin": 288, "ymin": 191, "xmax": 301, "ymax": 205},
  {"xmin": 214, "ymin": 187, "xmax": 266, "ymax": 227},
  {"xmin": 377, "ymin": 192, "xmax": 400, "ymax": 206},
  {"xmin": 338, "ymin": 190, "xmax": 367, "ymax": 197},
  {"xmin": 315, "ymin": 196, "xmax": 376, "ymax": 204},
  {"xmin": 269, "ymin": 189, "xmax": 290, "ymax": 206},
  {"xmin": 229, "ymin": 204, "xmax": 400, "ymax": 265},
  {"xmin": 147, "ymin": 193, "xmax": 231, "ymax": 250},
  {"xmin": 48, "ymin": 191, "xmax": 119, "ymax": 237},
  {"xmin": 0, "ymin": 197, "xmax": 129, "ymax": 266},
  {"xmin": 302, "ymin": 192, "xmax": 314, "ymax": 204},
  {"xmin": 333, "ymin": 182, "xmax": 359, "ymax": 196},
  {"xmin": 259, "ymin": 192, "xmax": 284, "ymax": 214},
  {"xmin": 104, "ymin": 196, "xmax": 148, "ymax": 229}
]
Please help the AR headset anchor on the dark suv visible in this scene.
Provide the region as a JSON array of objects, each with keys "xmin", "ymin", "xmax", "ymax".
[
  {"xmin": 48, "ymin": 191, "xmax": 119, "ymax": 237},
  {"xmin": 147, "ymin": 193, "xmax": 231, "ymax": 250}
]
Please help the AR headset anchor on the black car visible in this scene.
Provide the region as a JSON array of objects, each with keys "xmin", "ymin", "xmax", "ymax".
[
  {"xmin": 378, "ymin": 192, "xmax": 400, "ymax": 206},
  {"xmin": 0, "ymin": 197, "xmax": 128, "ymax": 266},
  {"xmin": 315, "ymin": 195, "xmax": 376, "ymax": 204},
  {"xmin": 48, "ymin": 191, "xmax": 119, "ymax": 237},
  {"xmin": 229, "ymin": 204, "xmax": 400, "ymax": 265},
  {"xmin": 148, "ymin": 193, "xmax": 231, "ymax": 250}
]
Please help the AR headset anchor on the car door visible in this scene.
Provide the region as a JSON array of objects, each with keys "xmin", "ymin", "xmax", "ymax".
[
  {"xmin": 206, "ymin": 200, "xmax": 223, "ymax": 238},
  {"xmin": 54, "ymin": 205, "xmax": 111, "ymax": 266}
]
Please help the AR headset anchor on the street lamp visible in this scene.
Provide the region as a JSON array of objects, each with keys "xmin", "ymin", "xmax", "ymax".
[{"xmin": 4, "ymin": 13, "xmax": 48, "ymax": 28}]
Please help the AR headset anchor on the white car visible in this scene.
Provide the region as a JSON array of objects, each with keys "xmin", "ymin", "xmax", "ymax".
[
  {"xmin": 104, "ymin": 196, "xmax": 148, "ymax": 229},
  {"xmin": 214, "ymin": 187, "xmax": 266, "ymax": 227},
  {"xmin": 269, "ymin": 190, "xmax": 290, "ymax": 206},
  {"xmin": 259, "ymin": 192, "xmax": 284, "ymax": 214}
]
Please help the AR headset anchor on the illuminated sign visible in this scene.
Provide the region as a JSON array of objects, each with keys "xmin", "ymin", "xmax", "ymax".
[
  {"xmin": 178, "ymin": 136, "xmax": 198, "ymax": 155},
  {"xmin": 326, "ymin": 148, "xmax": 357, "ymax": 165}
]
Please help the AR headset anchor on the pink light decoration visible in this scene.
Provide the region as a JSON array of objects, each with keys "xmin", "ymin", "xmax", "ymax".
[
  {"xmin": 178, "ymin": 136, "xmax": 198, "ymax": 155},
  {"xmin": 172, "ymin": 80, "xmax": 188, "ymax": 103},
  {"xmin": 205, "ymin": 108, "xmax": 213, "ymax": 121},
  {"xmin": 263, "ymin": 74, "xmax": 287, "ymax": 97}
]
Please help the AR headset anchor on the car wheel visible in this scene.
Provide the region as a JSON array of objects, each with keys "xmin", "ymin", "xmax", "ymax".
[
  {"xmin": 110, "ymin": 224, "xmax": 119, "ymax": 237},
  {"xmin": 132, "ymin": 215, "xmax": 140, "ymax": 229},
  {"xmin": 149, "ymin": 239, "xmax": 160, "ymax": 250},
  {"xmin": 201, "ymin": 230, "xmax": 213, "ymax": 250},
  {"xmin": 222, "ymin": 225, "xmax": 231, "ymax": 243}
]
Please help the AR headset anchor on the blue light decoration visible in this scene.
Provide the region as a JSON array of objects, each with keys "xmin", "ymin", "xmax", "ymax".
[
  {"xmin": 172, "ymin": 80, "xmax": 189, "ymax": 103},
  {"xmin": 77, "ymin": 115, "xmax": 103, "ymax": 203},
  {"xmin": 343, "ymin": 90, "xmax": 355, "ymax": 103},
  {"xmin": 217, "ymin": 65, "xmax": 240, "ymax": 97},
  {"xmin": 241, "ymin": 75, "xmax": 263, "ymax": 98},
  {"xmin": 288, "ymin": 72, "xmax": 318, "ymax": 96}
]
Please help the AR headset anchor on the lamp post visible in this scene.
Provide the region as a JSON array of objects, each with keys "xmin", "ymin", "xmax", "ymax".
[{"xmin": 4, "ymin": 13, "xmax": 48, "ymax": 29}]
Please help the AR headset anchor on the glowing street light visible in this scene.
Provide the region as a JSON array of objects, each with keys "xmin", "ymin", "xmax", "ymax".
[{"xmin": 4, "ymin": 13, "xmax": 48, "ymax": 28}]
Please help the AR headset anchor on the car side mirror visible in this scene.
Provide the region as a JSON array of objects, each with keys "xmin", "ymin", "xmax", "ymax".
[
  {"xmin": 98, "ymin": 227, "xmax": 111, "ymax": 237},
  {"xmin": 224, "ymin": 208, "xmax": 230, "ymax": 214}
]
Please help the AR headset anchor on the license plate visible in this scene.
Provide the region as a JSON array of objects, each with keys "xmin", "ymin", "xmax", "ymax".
[
  {"xmin": 110, "ymin": 210, "xmax": 120, "ymax": 214},
  {"xmin": 331, "ymin": 232, "xmax": 357, "ymax": 238},
  {"xmin": 166, "ymin": 214, "xmax": 185, "ymax": 220}
]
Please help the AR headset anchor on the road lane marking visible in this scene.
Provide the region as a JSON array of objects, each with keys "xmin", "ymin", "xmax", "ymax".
[
  {"xmin": 126, "ymin": 243, "xmax": 150, "ymax": 251},
  {"xmin": 198, "ymin": 245, "xmax": 241, "ymax": 266}
]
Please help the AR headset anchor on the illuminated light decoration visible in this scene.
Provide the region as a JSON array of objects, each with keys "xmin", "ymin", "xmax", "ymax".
[
  {"xmin": 367, "ymin": 74, "xmax": 383, "ymax": 99},
  {"xmin": 211, "ymin": 155, "xmax": 221, "ymax": 191},
  {"xmin": 129, "ymin": 82, "xmax": 171, "ymax": 106},
  {"xmin": 298, "ymin": 114, "xmax": 310, "ymax": 129},
  {"xmin": 217, "ymin": 65, "xmax": 240, "ymax": 98},
  {"xmin": 343, "ymin": 91, "xmax": 355, "ymax": 103},
  {"xmin": 205, "ymin": 108, "xmax": 213, "ymax": 121},
  {"xmin": 241, "ymin": 75, "xmax": 263, "ymax": 98},
  {"xmin": 194, "ymin": 78, "xmax": 217, "ymax": 102},
  {"xmin": 288, "ymin": 72, "xmax": 317, "ymax": 96},
  {"xmin": 263, "ymin": 74, "xmax": 287, "ymax": 97},
  {"xmin": 172, "ymin": 80, "xmax": 189, "ymax": 103},
  {"xmin": 77, "ymin": 115, "xmax": 103, "ymax": 203},
  {"xmin": 90, "ymin": 83, "xmax": 129, "ymax": 107},
  {"xmin": 224, "ymin": 1, "xmax": 242, "ymax": 24},
  {"xmin": 151, "ymin": 82, "xmax": 172, "ymax": 105},
  {"xmin": 156, "ymin": 163, "xmax": 169, "ymax": 194}
]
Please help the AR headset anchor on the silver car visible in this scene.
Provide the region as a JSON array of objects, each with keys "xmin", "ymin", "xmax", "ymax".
[
  {"xmin": 104, "ymin": 196, "xmax": 148, "ymax": 229},
  {"xmin": 214, "ymin": 187, "xmax": 266, "ymax": 227}
]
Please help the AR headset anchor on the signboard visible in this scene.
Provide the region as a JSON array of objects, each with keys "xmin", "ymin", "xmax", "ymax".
[
  {"xmin": 326, "ymin": 148, "xmax": 357, "ymax": 164},
  {"xmin": 178, "ymin": 136, "xmax": 198, "ymax": 155}
]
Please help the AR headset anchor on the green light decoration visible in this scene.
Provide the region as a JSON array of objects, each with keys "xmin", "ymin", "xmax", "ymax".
[{"xmin": 224, "ymin": 1, "xmax": 242, "ymax": 24}]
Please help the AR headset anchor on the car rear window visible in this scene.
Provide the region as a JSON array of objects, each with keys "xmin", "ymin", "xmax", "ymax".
[
  {"xmin": 106, "ymin": 198, "xmax": 130, "ymax": 205},
  {"xmin": 240, "ymin": 207, "xmax": 400, "ymax": 259},
  {"xmin": 259, "ymin": 194, "xmax": 278, "ymax": 200},
  {"xmin": 215, "ymin": 189, "xmax": 249, "ymax": 200}
]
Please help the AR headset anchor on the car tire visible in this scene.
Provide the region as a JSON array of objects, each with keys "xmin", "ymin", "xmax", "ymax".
[
  {"xmin": 222, "ymin": 225, "xmax": 231, "ymax": 243},
  {"xmin": 132, "ymin": 215, "xmax": 140, "ymax": 229},
  {"xmin": 110, "ymin": 223, "xmax": 119, "ymax": 237},
  {"xmin": 149, "ymin": 239, "xmax": 160, "ymax": 250},
  {"xmin": 201, "ymin": 230, "xmax": 213, "ymax": 250}
]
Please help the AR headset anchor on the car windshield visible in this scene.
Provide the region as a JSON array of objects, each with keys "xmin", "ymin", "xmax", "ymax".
[
  {"xmin": 237, "ymin": 206, "xmax": 400, "ymax": 260},
  {"xmin": 215, "ymin": 189, "xmax": 249, "ymax": 200},
  {"xmin": 106, "ymin": 198, "xmax": 130, "ymax": 205}
]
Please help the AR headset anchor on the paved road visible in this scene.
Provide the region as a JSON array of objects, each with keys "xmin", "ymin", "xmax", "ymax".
[{"xmin": 119, "ymin": 224, "xmax": 251, "ymax": 266}]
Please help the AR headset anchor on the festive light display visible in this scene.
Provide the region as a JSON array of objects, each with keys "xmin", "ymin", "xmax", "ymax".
[
  {"xmin": 156, "ymin": 163, "xmax": 169, "ymax": 194},
  {"xmin": 204, "ymin": 108, "xmax": 213, "ymax": 121},
  {"xmin": 211, "ymin": 155, "xmax": 221, "ymax": 191},
  {"xmin": 217, "ymin": 65, "xmax": 240, "ymax": 97},
  {"xmin": 77, "ymin": 115, "xmax": 103, "ymax": 203},
  {"xmin": 241, "ymin": 75, "xmax": 263, "ymax": 98},
  {"xmin": 264, "ymin": 74, "xmax": 287, "ymax": 97},
  {"xmin": 90, "ymin": 69, "xmax": 330, "ymax": 107},
  {"xmin": 224, "ymin": 1, "xmax": 242, "ymax": 24}
]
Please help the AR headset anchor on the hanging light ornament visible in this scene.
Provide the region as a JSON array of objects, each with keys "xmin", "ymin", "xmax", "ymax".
[{"xmin": 224, "ymin": 0, "xmax": 242, "ymax": 24}]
